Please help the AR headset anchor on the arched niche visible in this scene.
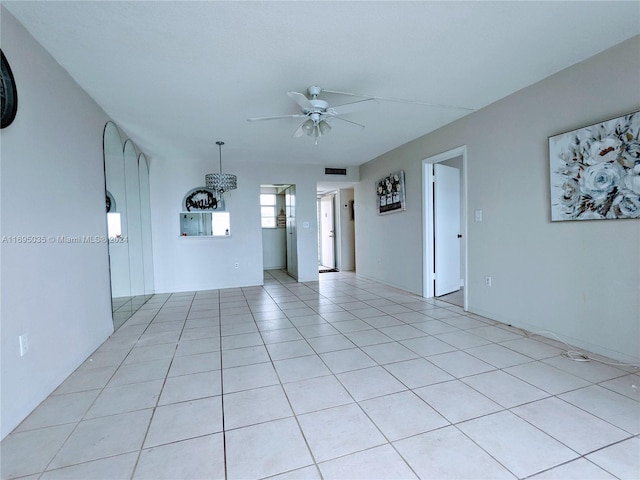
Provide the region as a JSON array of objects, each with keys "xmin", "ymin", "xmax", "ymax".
[
  {"xmin": 103, "ymin": 122, "xmax": 154, "ymax": 329},
  {"xmin": 103, "ymin": 121, "xmax": 132, "ymax": 327},
  {"xmin": 138, "ymin": 152, "xmax": 154, "ymax": 295},
  {"xmin": 123, "ymin": 139, "xmax": 144, "ymax": 298}
]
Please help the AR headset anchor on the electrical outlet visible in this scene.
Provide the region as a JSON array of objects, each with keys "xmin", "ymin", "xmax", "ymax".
[
  {"xmin": 19, "ymin": 335, "xmax": 29, "ymax": 356},
  {"xmin": 484, "ymin": 276, "xmax": 492, "ymax": 287},
  {"xmin": 234, "ymin": 262, "xmax": 239, "ymax": 269}
]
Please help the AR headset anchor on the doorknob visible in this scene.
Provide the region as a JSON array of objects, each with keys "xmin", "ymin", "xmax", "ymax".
[{"xmin": 457, "ymin": 234, "xmax": 462, "ymax": 238}]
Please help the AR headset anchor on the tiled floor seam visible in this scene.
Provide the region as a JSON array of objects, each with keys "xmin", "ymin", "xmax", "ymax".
[
  {"xmin": 127, "ymin": 292, "xmax": 194, "ymax": 480},
  {"xmin": 242, "ymin": 285, "xmax": 326, "ymax": 478}
]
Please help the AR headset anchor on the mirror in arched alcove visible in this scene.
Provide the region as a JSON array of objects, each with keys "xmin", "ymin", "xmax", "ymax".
[
  {"xmin": 138, "ymin": 152, "xmax": 154, "ymax": 296},
  {"xmin": 123, "ymin": 140, "xmax": 145, "ymax": 306},
  {"xmin": 103, "ymin": 121, "xmax": 132, "ymax": 328}
]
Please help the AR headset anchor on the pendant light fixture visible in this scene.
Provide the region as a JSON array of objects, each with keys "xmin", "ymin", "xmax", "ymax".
[{"xmin": 205, "ymin": 141, "xmax": 237, "ymax": 195}]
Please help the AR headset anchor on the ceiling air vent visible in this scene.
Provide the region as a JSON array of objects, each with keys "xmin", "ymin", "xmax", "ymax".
[{"xmin": 325, "ymin": 167, "xmax": 347, "ymax": 176}]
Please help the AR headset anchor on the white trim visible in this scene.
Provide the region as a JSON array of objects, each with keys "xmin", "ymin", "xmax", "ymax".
[{"xmin": 422, "ymin": 145, "xmax": 468, "ymax": 311}]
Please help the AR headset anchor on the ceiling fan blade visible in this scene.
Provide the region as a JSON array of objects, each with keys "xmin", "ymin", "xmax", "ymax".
[
  {"xmin": 326, "ymin": 98, "xmax": 377, "ymax": 116},
  {"xmin": 322, "ymin": 88, "xmax": 474, "ymax": 111},
  {"xmin": 292, "ymin": 122, "xmax": 307, "ymax": 138},
  {"xmin": 321, "ymin": 89, "xmax": 375, "ymax": 100},
  {"xmin": 247, "ymin": 114, "xmax": 306, "ymax": 122},
  {"xmin": 287, "ymin": 91, "xmax": 314, "ymax": 110},
  {"xmin": 331, "ymin": 116, "xmax": 365, "ymax": 128}
]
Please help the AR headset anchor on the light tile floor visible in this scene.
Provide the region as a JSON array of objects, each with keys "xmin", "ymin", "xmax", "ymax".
[{"xmin": 2, "ymin": 270, "xmax": 639, "ymax": 479}]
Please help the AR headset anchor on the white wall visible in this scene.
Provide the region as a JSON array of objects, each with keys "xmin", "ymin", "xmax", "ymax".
[
  {"xmin": 150, "ymin": 160, "xmax": 356, "ymax": 291},
  {"xmin": 0, "ymin": 9, "xmax": 114, "ymax": 439},
  {"xmin": 356, "ymin": 158, "xmax": 424, "ymax": 294},
  {"xmin": 357, "ymin": 36, "xmax": 640, "ymax": 363}
]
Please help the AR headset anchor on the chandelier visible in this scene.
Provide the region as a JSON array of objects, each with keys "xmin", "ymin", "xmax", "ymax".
[{"xmin": 205, "ymin": 141, "xmax": 237, "ymax": 194}]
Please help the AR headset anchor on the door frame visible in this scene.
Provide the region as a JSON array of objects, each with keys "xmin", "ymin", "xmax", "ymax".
[
  {"xmin": 318, "ymin": 193, "xmax": 336, "ymax": 269},
  {"xmin": 422, "ymin": 145, "xmax": 468, "ymax": 310},
  {"xmin": 285, "ymin": 185, "xmax": 298, "ymax": 280}
]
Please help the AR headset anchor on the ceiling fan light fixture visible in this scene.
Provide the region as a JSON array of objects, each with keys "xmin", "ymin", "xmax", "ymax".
[
  {"xmin": 319, "ymin": 120, "xmax": 331, "ymax": 135},
  {"xmin": 302, "ymin": 119, "xmax": 314, "ymax": 136}
]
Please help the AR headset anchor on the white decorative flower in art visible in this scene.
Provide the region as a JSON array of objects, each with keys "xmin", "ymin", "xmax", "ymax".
[
  {"xmin": 588, "ymin": 137, "xmax": 620, "ymax": 164},
  {"xmin": 612, "ymin": 193, "xmax": 640, "ymax": 218},
  {"xmin": 559, "ymin": 178, "xmax": 581, "ymax": 212},
  {"xmin": 619, "ymin": 139, "xmax": 640, "ymax": 168},
  {"xmin": 623, "ymin": 173, "xmax": 640, "ymax": 194},
  {"xmin": 580, "ymin": 162, "xmax": 624, "ymax": 201}
]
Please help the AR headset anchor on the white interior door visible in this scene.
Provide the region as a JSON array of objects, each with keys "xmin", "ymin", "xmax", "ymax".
[
  {"xmin": 434, "ymin": 163, "xmax": 461, "ymax": 296},
  {"xmin": 285, "ymin": 186, "xmax": 298, "ymax": 279},
  {"xmin": 320, "ymin": 195, "xmax": 335, "ymax": 268}
]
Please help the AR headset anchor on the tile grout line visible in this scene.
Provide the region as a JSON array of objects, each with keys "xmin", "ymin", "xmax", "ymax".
[
  {"xmin": 246, "ymin": 277, "xmax": 326, "ymax": 479},
  {"xmin": 217, "ymin": 288, "xmax": 229, "ymax": 480},
  {"xmin": 128, "ymin": 291, "xmax": 192, "ymax": 480}
]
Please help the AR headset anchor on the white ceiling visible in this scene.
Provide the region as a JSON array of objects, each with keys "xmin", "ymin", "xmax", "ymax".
[{"xmin": 4, "ymin": 1, "xmax": 640, "ymax": 169}]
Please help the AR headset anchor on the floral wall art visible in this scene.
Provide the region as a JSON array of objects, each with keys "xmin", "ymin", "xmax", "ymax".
[
  {"xmin": 376, "ymin": 170, "xmax": 406, "ymax": 215},
  {"xmin": 549, "ymin": 111, "xmax": 640, "ymax": 221}
]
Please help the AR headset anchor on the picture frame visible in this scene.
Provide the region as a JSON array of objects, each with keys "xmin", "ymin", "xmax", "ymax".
[
  {"xmin": 182, "ymin": 187, "xmax": 221, "ymax": 211},
  {"xmin": 549, "ymin": 111, "xmax": 639, "ymax": 221},
  {"xmin": 376, "ymin": 170, "xmax": 406, "ymax": 215}
]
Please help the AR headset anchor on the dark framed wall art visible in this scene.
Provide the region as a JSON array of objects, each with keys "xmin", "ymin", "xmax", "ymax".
[
  {"xmin": 1, "ymin": 50, "xmax": 18, "ymax": 129},
  {"xmin": 376, "ymin": 170, "xmax": 406, "ymax": 215}
]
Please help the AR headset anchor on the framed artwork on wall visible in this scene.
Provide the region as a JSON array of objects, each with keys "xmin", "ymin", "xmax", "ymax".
[
  {"xmin": 549, "ymin": 111, "xmax": 639, "ymax": 221},
  {"xmin": 183, "ymin": 187, "xmax": 220, "ymax": 211},
  {"xmin": 1, "ymin": 50, "xmax": 18, "ymax": 129},
  {"xmin": 376, "ymin": 170, "xmax": 406, "ymax": 215}
]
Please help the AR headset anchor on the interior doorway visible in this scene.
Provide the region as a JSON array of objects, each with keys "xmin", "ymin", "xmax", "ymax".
[
  {"xmin": 260, "ymin": 184, "xmax": 295, "ymax": 279},
  {"xmin": 434, "ymin": 162, "xmax": 461, "ymax": 297},
  {"xmin": 422, "ymin": 146, "xmax": 468, "ymax": 310},
  {"xmin": 318, "ymin": 193, "xmax": 336, "ymax": 271},
  {"xmin": 316, "ymin": 184, "xmax": 356, "ymax": 274},
  {"xmin": 285, "ymin": 185, "xmax": 298, "ymax": 280}
]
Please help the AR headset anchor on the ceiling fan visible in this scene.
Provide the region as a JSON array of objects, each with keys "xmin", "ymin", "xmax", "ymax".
[
  {"xmin": 247, "ymin": 85, "xmax": 475, "ymax": 143},
  {"xmin": 248, "ymin": 86, "xmax": 376, "ymax": 143}
]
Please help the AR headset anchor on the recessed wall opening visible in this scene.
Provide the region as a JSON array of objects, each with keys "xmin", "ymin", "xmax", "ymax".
[
  {"xmin": 317, "ymin": 182, "xmax": 356, "ymax": 274},
  {"xmin": 260, "ymin": 184, "xmax": 297, "ymax": 279}
]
